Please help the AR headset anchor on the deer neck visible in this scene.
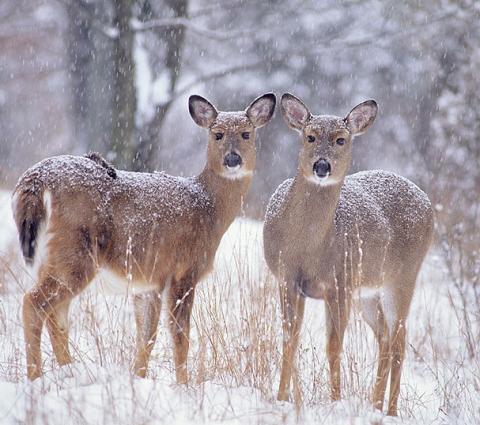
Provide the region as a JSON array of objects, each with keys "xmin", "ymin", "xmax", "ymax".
[
  {"xmin": 291, "ymin": 173, "xmax": 343, "ymax": 246},
  {"xmin": 197, "ymin": 166, "xmax": 252, "ymax": 234}
]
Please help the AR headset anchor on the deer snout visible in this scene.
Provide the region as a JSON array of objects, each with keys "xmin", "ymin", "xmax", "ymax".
[
  {"xmin": 313, "ymin": 158, "xmax": 331, "ymax": 178},
  {"xmin": 224, "ymin": 152, "xmax": 242, "ymax": 169}
]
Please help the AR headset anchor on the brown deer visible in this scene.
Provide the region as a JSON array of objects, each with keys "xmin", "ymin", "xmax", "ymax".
[
  {"xmin": 263, "ymin": 93, "xmax": 433, "ymax": 416},
  {"xmin": 12, "ymin": 93, "xmax": 276, "ymax": 381}
]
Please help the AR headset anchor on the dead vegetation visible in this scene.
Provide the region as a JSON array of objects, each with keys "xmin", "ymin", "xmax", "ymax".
[{"xmin": 0, "ymin": 219, "xmax": 478, "ymax": 424}]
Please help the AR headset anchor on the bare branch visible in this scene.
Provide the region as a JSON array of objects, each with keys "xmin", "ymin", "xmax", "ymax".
[
  {"xmin": 144, "ymin": 61, "xmax": 264, "ymax": 122},
  {"xmin": 172, "ymin": 61, "xmax": 264, "ymax": 100},
  {"xmin": 298, "ymin": 8, "xmax": 469, "ymax": 56},
  {"xmin": 188, "ymin": 0, "xmax": 253, "ymax": 19},
  {"xmin": 330, "ymin": 9, "xmax": 464, "ymax": 48},
  {"xmin": 304, "ymin": 0, "xmax": 373, "ymax": 15},
  {"xmin": 131, "ymin": 17, "xmax": 250, "ymax": 41}
]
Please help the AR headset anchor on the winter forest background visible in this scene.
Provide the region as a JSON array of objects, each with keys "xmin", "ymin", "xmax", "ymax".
[
  {"xmin": 2, "ymin": 0, "xmax": 479, "ymax": 283},
  {"xmin": 0, "ymin": 1, "xmax": 479, "ymax": 423}
]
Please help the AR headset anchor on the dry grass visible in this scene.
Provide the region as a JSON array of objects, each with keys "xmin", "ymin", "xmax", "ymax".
[{"xmin": 0, "ymin": 218, "xmax": 479, "ymax": 424}]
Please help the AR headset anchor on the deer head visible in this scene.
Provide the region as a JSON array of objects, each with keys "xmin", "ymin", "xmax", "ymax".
[
  {"xmin": 189, "ymin": 93, "xmax": 276, "ymax": 180},
  {"xmin": 281, "ymin": 93, "xmax": 377, "ymax": 186}
]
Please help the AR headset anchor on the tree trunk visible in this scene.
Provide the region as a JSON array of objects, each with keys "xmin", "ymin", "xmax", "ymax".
[
  {"xmin": 66, "ymin": 3, "xmax": 94, "ymax": 153},
  {"xmin": 111, "ymin": 0, "xmax": 136, "ymax": 169},
  {"xmin": 134, "ymin": 0, "xmax": 188, "ymax": 172}
]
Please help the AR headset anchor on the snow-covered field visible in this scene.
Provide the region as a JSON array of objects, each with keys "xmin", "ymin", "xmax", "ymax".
[{"xmin": 0, "ymin": 190, "xmax": 478, "ymax": 424}]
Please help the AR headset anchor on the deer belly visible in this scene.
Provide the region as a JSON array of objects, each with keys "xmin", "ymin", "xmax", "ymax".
[{"xmin": 95, "ymin": 267, "xmax": 159, "ymax": 295}]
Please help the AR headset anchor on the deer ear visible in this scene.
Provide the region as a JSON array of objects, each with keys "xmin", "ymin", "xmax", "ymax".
[
  {"xmin": 189, "ymin": 95, "xmax": 218, "ymax": 128},
  {"xmin": 345, "ymin": 100, "xmax": 378, "ymax": 136},
  {"xmin": 245, "ymin": 93, "xmax": 276, "ymax": 128},
  {"xmin": 281, "ymin": 93, "xmax": 311, "ymax": 131}
]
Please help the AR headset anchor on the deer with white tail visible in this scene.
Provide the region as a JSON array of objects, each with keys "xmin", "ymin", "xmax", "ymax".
[
  {"xmin": 263, "ymin": 93, "xmax": 434, "ymax": 416},
  {"xmin": 13, "ymin": 93, "xmax": 276, "ymax": 382}
]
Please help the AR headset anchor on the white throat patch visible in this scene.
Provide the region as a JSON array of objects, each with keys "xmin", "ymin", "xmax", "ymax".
[
  {"xmin": 306, "ymin": 174, "xmax": 340, "ymax": 187},
  {"xmin": 221, "ymin": 166, "xmax": 253, "ymax": 180}
]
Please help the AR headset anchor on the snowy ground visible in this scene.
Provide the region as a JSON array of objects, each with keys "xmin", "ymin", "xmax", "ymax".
[{"xmin": 0, "ymin": 190, "xmax": 478, "ymax": 424}]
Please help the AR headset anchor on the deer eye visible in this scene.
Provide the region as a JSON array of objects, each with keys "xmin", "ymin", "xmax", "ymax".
[
  {"xmin": 307, "ymin": 135, "xmax": 315, "ymax": 143},
  {"xmin": 336, "ymin": 137, "xmax": 346, "ymax": 146},
  {"xmin": 241, "ymin": 132, "xmax": 250, "ymax": 140},
  {"xmin": 215, "ymin": 132, "xmax": 223, "ymax": 141}
]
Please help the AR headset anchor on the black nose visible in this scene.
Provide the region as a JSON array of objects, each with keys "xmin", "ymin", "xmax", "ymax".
[
  {"xmin": 313, "ymin": 159, "xmax": 331, "ymax": 178},
  {"xmin": 224, "ymin": 152, "xmax": 242, "ymax": 168}
]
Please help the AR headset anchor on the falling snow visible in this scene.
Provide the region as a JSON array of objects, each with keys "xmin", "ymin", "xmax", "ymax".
[{"xmin": 0, "ymin": 0, "xmax": 479, "ymax": 424}]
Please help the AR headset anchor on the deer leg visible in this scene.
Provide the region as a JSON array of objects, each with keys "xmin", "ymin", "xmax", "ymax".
[
  {"xmin": 133, "ymin": 290, "xmax": 162, "ymax": 378},
  {"xmin": 24, "ymin": 273, "xmax": 87, "ymax": 380},
  {"xmin": 23, "ymin": 289, "xmax": 46, "ymax": 381},
  {"xmin": 45, "ymin": 299, "xmax": 73, "ymax": 366},
  {"xmin": 277, "ymin": 280, "xmax": 305, "ymax": 402},
  {"xmin": 387, "ymin": 319, "xmax": 406, "ymax": 416},
  {"xmin": 325, "ymin": 294, "xmax": 350, "ymax": 401},
  {"xmin": 384, "ymin": 274, "xmax": 415, "ymax": 417},
  {"xmin": 168, "ymin": 279, "xmax": 196, "ymax": 385},
  {"xmin": 360, "ymin": 294, "xmax": 391, "ymax": 411},
  {"xmin": 24, "ymin": 230, "xmax": 96, "ymax": 380}
]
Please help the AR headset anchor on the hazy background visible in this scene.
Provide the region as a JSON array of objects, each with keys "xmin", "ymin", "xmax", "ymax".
[
  {"xmin": 0, "ymin": 3, "xmax": 479, "ymax": 420},
  {"xmin": 0, "ymin": 0, "xmax": 479, "ymax": 275}
]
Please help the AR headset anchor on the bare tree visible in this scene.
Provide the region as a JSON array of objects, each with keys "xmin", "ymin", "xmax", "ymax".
[
  {"xmin": 111, "ymin": 0, "xmax": 137, "ymax": 168},
  {"xmin": 134, "ymin": 0, "xmax": 188, "ymax": 171}
]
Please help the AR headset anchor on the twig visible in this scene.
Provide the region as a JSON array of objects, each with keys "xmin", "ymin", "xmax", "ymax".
[
  {"xmin": 172, "ymin": 61, "xmax": 264, "ymax": 100},
  {"xmin": 131, "ymin": 17, "xmax": 251, "ymax": 41}
]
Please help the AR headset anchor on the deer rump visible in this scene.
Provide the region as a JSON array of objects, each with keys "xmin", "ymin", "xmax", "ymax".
[{"xmin": 12, "ymin": 154, "xmax": 217, "ymax": 288}]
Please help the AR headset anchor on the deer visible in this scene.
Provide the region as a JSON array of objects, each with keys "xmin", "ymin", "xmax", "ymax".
[
  {"xmin": 263, "ymin": 93, "xmax": 434, "ymax": 416},
  {"xmin": 12, "ymin": 92, "xmax": 276, "ymax": 382}
]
